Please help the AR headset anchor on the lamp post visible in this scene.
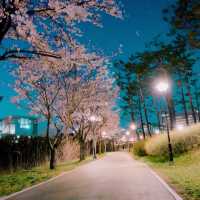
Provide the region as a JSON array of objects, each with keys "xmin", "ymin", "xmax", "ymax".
[
  {"xmin": 130, "ymin": 123, "xmax": 137, "ymax": 139},
  {"xmin": 129, "ymin": 123, "xmax": 137, "ymax": 150},
  {"xmin": 155, "ymin": 80, "xmax": 174, "ymax": 162},
  {"xmin": 126, "ymin": 130, "xmax": 130, "ymax": 151},
  {"xmin": 90, "ymin": 115, "xmax": 97, "ymax": 159},
  {"xmin": 102, "ymin": 131, "xmax": 107, "ymax": 153},
  {"xmin": 90, "ymin": 115, "xmax": 102, "ymax": 159}
]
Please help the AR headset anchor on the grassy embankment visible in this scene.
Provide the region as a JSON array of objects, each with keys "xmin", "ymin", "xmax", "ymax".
[
  {"xmin": 0, "ymin": 157, "xmax": 94, "ymax": 197},
  {"xmin": 133, "ymin": 124, "xmax": 200, "ymax": 200}
]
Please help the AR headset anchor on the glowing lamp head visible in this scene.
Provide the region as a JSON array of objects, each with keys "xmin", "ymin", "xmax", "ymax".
[
  {"xmin": 126, "ymin": 131, "xmax": 130, "ymax": 136},
  {"xmin": 90, "ymin": 115, "xmax": 96, "ymax": 122},
  {"xmin": 130, "ymin": 123, "xmax": 136, "ymax": 130},
  {"xmin": 176, "ymin": 124, "xmax": 184, "ymax": 131},
  {"xmin": 155, "ymin": 81, "xmax": 169, "ymax": 93},
  {"xmin": 102, "ymin": 131, "xmax": 106, "ymax": 137}
]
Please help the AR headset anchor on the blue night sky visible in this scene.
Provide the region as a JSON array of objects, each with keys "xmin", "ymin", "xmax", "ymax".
[{"xmin": 0, "ymin": 0, "xmax": 175, "ymax": 130}]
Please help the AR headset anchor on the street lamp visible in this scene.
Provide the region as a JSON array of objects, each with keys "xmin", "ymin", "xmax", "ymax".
[
  {"xmin": 130, "ymin": 123, "xmax": 137, "ymax": 130},
  {"xmin": 89, "ymin": 115, "xmax": 101, "ymax": 160},
  {"xmin": 155, "ymin": 80, "xmax": 174, "ymax": 162},
  {"xmin": 90, "ymin": 115, "xmax": 97, "ymax": 122},
  {"xmin": 176, "ymin": 124, "xmax": 184, "ymax": 131},
  {"xmin": 126, "ymin": 130, "xmax": 130, "ymax": 151},
  {"xmin": 102, "ymin": 131, "xmax": 107, "ymax": 153},
  {"xmin": 130, "ymin": 122, "xmax": 138, "ymax": 139},
  {"xmin": 126, "ymin": 130, "xmax": 130, "ymax": 136},
  {"xmin": 155, "ymin": 81, "xmax": 169, "ymax": 93}
]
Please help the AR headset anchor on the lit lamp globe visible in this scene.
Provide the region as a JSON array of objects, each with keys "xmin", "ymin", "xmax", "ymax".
[
  {"xmin": 126, "ymin": 131, "xmax": 130, "ymax": 136},
  {"xmin": 90, "ymin": 115, "xmax": 96, "ymax": 122},
  {"xmin": 155, "ymin": 81, "xmax": 169, "ymax": 93},
  {"xmin": 176, "ymin": 124, "xmax": 184, "ymax": 131},
  {"xmin": 102, "ymin": 131, "xmax": 107, "ymax": 137},
  {"xmin": 130, "ymin": 123, "xmax": 137, "ymax": 130},
  {"xmin": 155, "ymin": 129, "xmax": 160, "ymax": 135}
]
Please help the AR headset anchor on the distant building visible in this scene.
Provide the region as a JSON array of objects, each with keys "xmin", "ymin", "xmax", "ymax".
[
  {"xmin": 0, "ymin": 116, "xmax": 38, "ymax": 137},
  {"xmin": 176, "ymin": 114, "xmax": 197, "ymax": 126}
]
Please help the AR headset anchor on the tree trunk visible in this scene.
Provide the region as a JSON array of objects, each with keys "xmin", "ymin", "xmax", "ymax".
[
  {"xmin": 143, "ymin": 104, "xmax": 151, "ymax": 137},
  {"xmin": 93, "ymin": 139, "xmax": 97, "ymax": 159},
  {"xmin": 194, "ymin": 82, "xmax": 200, "ymax": 122},
  {"xmin": 139, "ymin": 86, "xmax": 151, "ymax": 137},
  {"xmin": 46, "ymin": 116, "xmax": 51, "ymax": 138},
  {"xmin": 138, "ymin": 97, "xmax": 146, "ymax": 139},
  {"xmin": 98, "ymin": 140, "xmax": 102, "ymax": 154},
  {"xmin": 166, "ymin": 95, "xmax": 176, "ymax": 130},
  {"xmin": 104, "ymin": 141, "xmax": 107, "ymax": 153},
  {"xmin": 112, "ymin": 140, "xmax": 115, "ymax": 152},
  {"xmin": 131, "ymin": 111, "xmax": 140, "ymax": 140},
  {"xmin": 50, "ymin": 148, "xmax": 56, "ymax": 170},
  {"xmin": 0, "ymin": 14, "xmax": 11, "ymax": 44},
  {"xmin": 180, "ymin": 80, "xmax": 189, "ymax": 125},
  {"xmin": 153, "ymin": 97, "xmax": 161, "ymax": 131},
  {"xmin": 8, "ymin": 152, "xmax": 13, "ymax": 172},
  {"xmin": 186, "ymin": 77, "xmax": 197, "ymax": 123},
  {"xmin": 79, "ymin": 140, "xmax": 86, "ymax": 161}
]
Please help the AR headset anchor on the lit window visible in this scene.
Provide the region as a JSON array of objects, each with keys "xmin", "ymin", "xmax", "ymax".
[
  {"xmin": 19, "ymin": 118, "xmax": 31, "ymax": 129},
  {"xmin": 10, "ymin": 125, "xmax": 15, "ymax": 134},
  {"xmin": 0, "ymin": 122, "xmax": 3, "ymax": 132},
  {"xmin": 0, "ymin": 123, "xmax": 15, "ymax": 134}
]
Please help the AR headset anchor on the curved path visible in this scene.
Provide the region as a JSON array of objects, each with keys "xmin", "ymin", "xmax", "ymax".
[{"xmin": 7, "ymin": 152, "xmax": 181, "ymax": 200}]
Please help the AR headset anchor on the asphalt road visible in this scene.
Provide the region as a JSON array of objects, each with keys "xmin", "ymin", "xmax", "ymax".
[{"xmin": 7, "ymin": 152, "xmax": 179, "ymax": 200}]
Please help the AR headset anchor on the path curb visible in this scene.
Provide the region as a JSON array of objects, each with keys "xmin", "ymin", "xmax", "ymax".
[
  {"xmin": 0, "ymin": 172, "xmax": 68, "ymax": 200},
  {"xmin": 130, "ymin": 152, "xmax": 183, "ymax": 200},
  {"xmin": 147, "ymin": 166, "xmax": 183, "ymax": 200}
]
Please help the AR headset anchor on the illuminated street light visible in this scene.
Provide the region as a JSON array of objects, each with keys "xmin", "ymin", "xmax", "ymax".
[
  {"xmin": 102, "ymin": 131, "xmax": 107, "ymax": 153},
  {"xmin": 102, "ymin": 131, "xmax": 107, "ymax": 137},
  {"xmin": 176, "ymin": 124, "xmax": 184, "ymax": 131},
  {"xmin": 155, "ymin": 81, "xmax": 169, "ymax": 93},
  {"xmin": 90, "ymin": 115, "xmax": 97, "ymax": 122},
  {"xmin": 130, "ymin": 123, "xmax": 137, "ymax": 130},
  {"xmin": 126, "ymin": 131, "xmax": 130, "ymax": 136},
  {"xmin": 155, "ymin": 129, "xmax": 160, "ymax": 134},
  {"xmin": 155, "ymin": 79, "xmax": 174, "ymax": 162},
  {"xmin": 89, "ymin": 115, "xmax": 99, "ymax": 160}
]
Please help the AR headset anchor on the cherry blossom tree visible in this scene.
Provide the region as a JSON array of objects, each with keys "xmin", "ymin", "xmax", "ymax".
[
  {"xmin": 12, "ymin": 57, "xmax": 65, "ymax": 169},
  {"xmin": 55, "ymin": 58, "xmax": 116, "ymax": 161},
  {"xmin": 10, "ymin": 0, "xmax": 122, "ymax": 168},
  {"xmin": 0, "ymin": 0, "xmax": 122, "ymax": 61},
  {"xmin": 12, "ymin": 44, "xmax": 116, "ymax": 167}
]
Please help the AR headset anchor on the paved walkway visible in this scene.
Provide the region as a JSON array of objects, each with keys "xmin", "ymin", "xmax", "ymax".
[{"xmin": 6, "ymin": 152, "xmax": 181, "ymax": 200}]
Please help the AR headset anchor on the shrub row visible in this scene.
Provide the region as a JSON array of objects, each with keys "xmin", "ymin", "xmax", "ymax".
[
  {"xmin": 132, "ymin": 140, "xmax": 147, "ymax": 157},
  {"xmin": 133, "ymin": 124, "xmax": 200, "ymax": 160}
]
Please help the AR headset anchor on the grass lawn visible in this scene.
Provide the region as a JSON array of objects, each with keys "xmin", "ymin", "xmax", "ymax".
[
  {"xmin": 142, "ymin": 149, "xmax": 200, "ymax": 200},
  {"xmin": 0, "ymin": 157, "xmax": 94, "ymax": 197}
]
